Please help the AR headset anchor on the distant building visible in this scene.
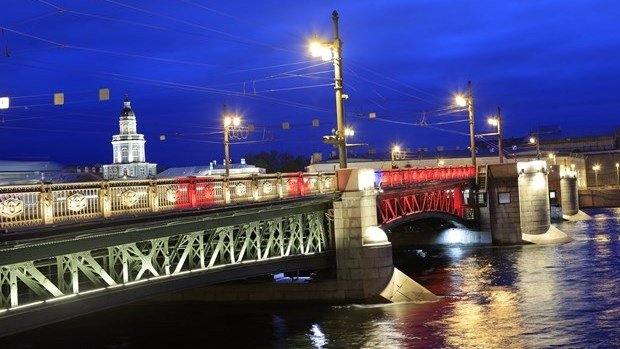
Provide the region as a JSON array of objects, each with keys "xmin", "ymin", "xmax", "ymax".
[
  {"xmin": 0, "ymin": 160, "xmax": 101, "ymax": 185},
  {"xmin": 102, "ymin": 97, "xmax": 156, "ymax": 179},
  {"xmin": 157, "ymin": 158, "xmax": 265, "ymax": 178}
]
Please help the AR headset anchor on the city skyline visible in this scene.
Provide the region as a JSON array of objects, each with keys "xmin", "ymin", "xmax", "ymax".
[{"xmin": 1, "ymin": 1, "xmax": 619, "ymax": 167}]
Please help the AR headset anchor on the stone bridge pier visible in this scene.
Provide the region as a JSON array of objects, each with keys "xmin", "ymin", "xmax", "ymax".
[{"xmin": 333, "ymin": 168, "xmax": 437, "ymax": 303}]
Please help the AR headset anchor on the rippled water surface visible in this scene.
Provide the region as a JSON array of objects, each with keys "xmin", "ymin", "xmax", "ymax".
[{"xmin": 3, "ymin": 208, "xmax": 619, "ymax": 348}]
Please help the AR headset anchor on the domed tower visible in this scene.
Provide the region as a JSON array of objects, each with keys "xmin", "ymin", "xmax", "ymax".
[{"xmin": 103, "ymin": 96, "xmax": 157, "ymax": 179}]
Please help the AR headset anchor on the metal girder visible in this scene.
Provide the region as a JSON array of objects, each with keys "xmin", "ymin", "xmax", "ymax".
[
  {"xmin": 0, "ymin": 210, "xmax": 329, "ymax": 311},
  {"xmin": 378, "ymin": 188, "xmax": 462, "ymax": 225}
]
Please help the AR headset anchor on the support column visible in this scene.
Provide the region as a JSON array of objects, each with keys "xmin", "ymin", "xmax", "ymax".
[
  {"xmin": 333, "ymin": 168, "xmax": 437, "ymax": 302},
  {"xmin": 560, "ymin": 169, "xmax": 579, "ymax": 216},
  {"xmin": 518, "ymin": 161, "xmax": 572, "ymax": 244},
  {"xmin": 517, "ymin": 160, "xmax": 550, "ymax": 235}
]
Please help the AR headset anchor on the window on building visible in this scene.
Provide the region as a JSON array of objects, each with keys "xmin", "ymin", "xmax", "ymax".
[
  {"xmin": 133, "ymin": 145, "xmax": 139, "ymax": 161},
  {"xmin": 122, "ymin": 147, "xmax": 128, "ymax": 158},
  {"xmin": 498, "ymin": 192, "xmax": 511, "ymax": 204},
  {"xmin": 140, "ymin": 168, "xmax": 146, "ymax": 176}
]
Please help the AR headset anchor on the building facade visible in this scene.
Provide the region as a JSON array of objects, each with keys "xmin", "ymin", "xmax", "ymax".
[{"xmin": 103, "ymin": 97, "xmax": 156, "ymax": 179}]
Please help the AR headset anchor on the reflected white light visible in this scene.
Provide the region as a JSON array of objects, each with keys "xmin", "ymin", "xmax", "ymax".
[{"xmin": 309, "ymin": 324, "xmax": 328, "ymax": 348}]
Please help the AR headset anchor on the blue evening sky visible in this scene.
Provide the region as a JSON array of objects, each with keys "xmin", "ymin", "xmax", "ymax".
[{"xmin": 1, "ymin": 1, "xmax": 618, "ymax": 167}]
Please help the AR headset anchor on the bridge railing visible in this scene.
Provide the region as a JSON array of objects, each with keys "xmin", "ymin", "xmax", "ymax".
[
  {"xmin": 0, "ymin": 172, "xmax": 337, "ymax": 230},
  {"xmin": 377, "ymin": 166, "xmax": 475, "ymax": 188}
]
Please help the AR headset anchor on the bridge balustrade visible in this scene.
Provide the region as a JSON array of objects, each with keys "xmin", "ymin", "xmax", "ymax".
[
  {"xmin": 0, "ymin": 172, "xmax": 336, "ymax": 230},
  {"xmin": 377, "ymin": 166, "xmax": 475, "ymax": 189}
]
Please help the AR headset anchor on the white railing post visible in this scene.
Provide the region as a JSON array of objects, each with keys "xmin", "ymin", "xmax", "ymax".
[
  {"xmin": 223, "ymin": 177, "xmax": 231, "ymax": 204},
  {"xmin": 277, "ymin": 173, "xmax": 284, "ymax": 199},
  {"xmin": 148, "ymin": 179, "xmax": 159, "ymax": 212},
  {"xmin": 100, "ymin": 182, "xmax": 112, "ymax": 218},
  {"xmin": 251, "ymin": 174, "xmax": 259, "ymax": 201},
  {"xmin": 39, "ymin": 184, "xmax": 54, "ymax": 225}
]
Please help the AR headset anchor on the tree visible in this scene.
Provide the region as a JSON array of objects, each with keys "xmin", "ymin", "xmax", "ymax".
[{"xmin": 243, "ymin": 151, "xmax": 307, "ymax": 173}]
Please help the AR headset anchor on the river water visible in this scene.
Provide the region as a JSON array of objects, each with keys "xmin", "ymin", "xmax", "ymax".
[{"xmin": 2, "ymin": 208, "xmax": 619, "ymax": 348}]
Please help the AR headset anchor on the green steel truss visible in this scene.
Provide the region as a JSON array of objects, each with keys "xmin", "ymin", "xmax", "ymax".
[{"xmin": 0, "ymin": 211, "xmax": 328, "ymax": 311}]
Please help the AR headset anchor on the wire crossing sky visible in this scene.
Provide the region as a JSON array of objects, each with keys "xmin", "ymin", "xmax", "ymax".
[{"xmin": 1, "ymin": 1, "xmax": 618, "ymax": 167}]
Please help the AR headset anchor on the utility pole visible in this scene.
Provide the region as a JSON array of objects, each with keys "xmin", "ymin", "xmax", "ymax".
[
  {"xmin": 497, "ymin": 106, "xmax": 503, "ymax": 163},
  {"xmin": 332, "ymin": 11, "xmax": 347, "ymax": 169},
  {"xmin": 467, "ymin": 81, "xmax": 476, "ymax": 168}
]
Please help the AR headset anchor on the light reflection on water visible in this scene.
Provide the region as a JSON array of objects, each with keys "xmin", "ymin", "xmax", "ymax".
[{"xmin": 2, "ymin": 209, "xmax": 619, "ymax": 348}]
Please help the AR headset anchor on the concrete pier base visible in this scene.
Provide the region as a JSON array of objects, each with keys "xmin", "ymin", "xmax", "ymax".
[
  {"xmin": 522, "ymin": 225, "xmax": 572, "ymax": 244},
  {"xmin": 563, "ymin": 210, "xmax": 592, "ymax": 221}
]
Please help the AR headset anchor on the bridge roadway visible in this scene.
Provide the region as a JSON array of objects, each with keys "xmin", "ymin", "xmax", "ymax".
[{"xmin": 0, "ymin": 195, "xmax": 336, "ymax": 337}]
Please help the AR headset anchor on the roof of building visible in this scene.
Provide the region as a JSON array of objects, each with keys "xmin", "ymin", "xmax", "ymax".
[{"xmin": 120, "ymin": 96, "xmax": 135, "ymax": 118}]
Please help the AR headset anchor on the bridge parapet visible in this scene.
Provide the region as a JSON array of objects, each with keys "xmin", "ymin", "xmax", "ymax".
[
  {"xmin": 0, "ymin": 172, "xmax": 336, "ymax": 230},
  {"xmin": 377, "ymin": 166, "xmax": 475, "ymax": 188}
]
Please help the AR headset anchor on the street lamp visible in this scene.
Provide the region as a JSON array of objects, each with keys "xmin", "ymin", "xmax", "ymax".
[
  {"xmin": 592, "ymin": 164, "xmax": 600, "ymax": 187},
  {"xmin": 548, "ymin": 152, "xmax": 556, "ymax": 165},
  {"xmin": 223, "ymin": 114, "xmax": 241, "ymax": 177},
  {"xmin": 454, "ymin": 80, "xmax": 476, "ymax": 168},
  {"xmin": 310, "ymin": 11, "xmax": 347, "ymax": 169},
  {"xmin": 616, "ymin": 163, "xmax": 619, "ymax": 185},
  {"xmin": 391, "ymin": 145, "xmax": 401, "ymax": 168},
  {"xmin": 478, "ymin": 106, "xmax": 503, "ymax": 163},
  {"xmin": 529, "ymin": 137, "xmax": 540, "ymax": 159}
]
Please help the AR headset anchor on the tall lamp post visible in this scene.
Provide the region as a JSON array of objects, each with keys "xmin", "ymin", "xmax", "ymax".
[
  {"xmin": 529, "ymin": 137, "xmax": 540, "ymax": 159},
  {"xmin": 616, "ymin": 162, "xmax": 619, "ymax": 186},
  {"xmin": 592, "ymin": 164, "xmax": 600, "ymax": 187},
  {"xmin": 391, "ymin": 145, "xmax": 401, "ymax": 168},
  {"xmin": 223, "ymin": 114, "xmax": 241, "ymax": 177},
  {"xmin": 454, "ymin": 81, "xmax": 476, "ymax": 168},
  {"xmin": 478, "ymin": 106, "xmax": 503, "ymax": 163},
  {"xmin": 310, "ymin": 11, "xmax": 347, "ymax": 169}
]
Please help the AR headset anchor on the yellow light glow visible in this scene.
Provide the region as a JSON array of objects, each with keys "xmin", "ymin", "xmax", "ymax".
[
  {"xmin": 616, "ymin": 163, "xmax": 619, "ymax": 168},
  {"xmin": 438, "ymin": 160, "xmax": 445, "ymax": 166},
  {"xmin": 529, "ymin": 137, "xmax": 536, "ymax": 144},
  {"xmin": 309, "ymin": 41, "xmax": 332, "ymax": 61},
  {"xmin": 224, "ymin": 116, "xmax": 232, "ymax": 126},
  {"xmin": 0, "ymin": 96, "xmax": 9, "ymax": 109},
  {"xmin": 392, "ymin": 145, "xmax": 400, "ymax": 153},
  {"xmin": 454, "ymin": 95, "xmax": 467, "ymax": 107},
  {"xmin": 548, "ymin": 153, "xmax": 554, "ymax": 159},
  {"xmin": 344, "ymin": 128, "xmax": 354, "ymax": 136},
  {"xmin": 233, "ymin": 116, "xmax": 241, "ymax": 126},
  {"xmin": 592, "ymin": 165, "xmax": 600, "ymax": 171},
  {"xmin": 487, "ymin": 117, "xmax": 498, "ymax": 126}
]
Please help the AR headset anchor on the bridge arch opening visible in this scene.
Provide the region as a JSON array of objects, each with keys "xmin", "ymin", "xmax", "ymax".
[{"xmin": 382, "ymin": 212, "xmax": 491, "ymax": 248}]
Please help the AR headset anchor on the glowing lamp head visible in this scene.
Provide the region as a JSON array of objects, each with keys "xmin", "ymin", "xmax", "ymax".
[
  {"xmin": 548, "ymin": 153, "xmax": 554, "ymax": 159},
  {"xmin": 224, "ymin": 116, "xmax": 232, "ymax": 127},
  {"xmin": 616, "ymin": 163, "xmax": 619, "ymax": 169},
  {"xmin": 310, "ymin": 41, "xmax": 332, "ymax": 61},
  {"xmin": 454, "ymin": 95, "xmax": 467, "ymax": 107},
  {"xmin": 487, "ymin": 117, "xmax": 498, "ymax": 126},
  {"xmin": 392, "ymin": 145, "xmax": 400, "ymax": 153},
  {"xmin": 233, "ymin": 116, "xmax": 241, "ymax": 126},
  {"xmin": 592, "ymin": 165, "xmax": 600, "ymax": 171},
  {"xmin": 344, "ymin": 128, "xmax": 354, "ymax": 136},
  {"xmin": 0, "ymin": 97, "xmax": 9, "ymax": 110},
  {"xmin": 529, "ymin": 137, "xmax": 536, "ymax": 144}
]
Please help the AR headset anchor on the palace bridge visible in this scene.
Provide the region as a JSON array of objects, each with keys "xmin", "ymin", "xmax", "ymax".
[{"xmin": 0, "ymin": 162, "xmax": 579, "ymax": 337}]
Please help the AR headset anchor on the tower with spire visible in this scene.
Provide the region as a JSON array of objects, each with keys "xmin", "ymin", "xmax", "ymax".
[{"xmin": 102, "ymin": 96, "xmax": 156, "ymax": 179}]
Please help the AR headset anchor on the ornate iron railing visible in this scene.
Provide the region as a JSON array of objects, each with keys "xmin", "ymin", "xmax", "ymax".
[{"xmin": 0, "ymin": 172, "xmax": 337, "ymax": 230}]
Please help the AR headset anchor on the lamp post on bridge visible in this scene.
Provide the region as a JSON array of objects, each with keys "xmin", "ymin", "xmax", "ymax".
[
  {"xmin": 529, "ymin": 137, "xmax": 540, "ymax": 159},
  {"xmin": 477, "ymin": 106, "xmax": 503, "ymax": 164},
  {"xmin": 454, "ymin": 81, "xmax": 476, "ymax": 168},
  {"xmin": 223, "ymin": 107, "xmax": 243, "ymax": 177},
  {"xmin": 616, "ymin": 162, "xmax": 619, "ymax": 186},
  {"xmin": 592, "ymin": 164, "xmax": 600, "ymax": 187},
  {"xmin": 310, "ymin": 11, "xmax": 347, "ymax": 169}
]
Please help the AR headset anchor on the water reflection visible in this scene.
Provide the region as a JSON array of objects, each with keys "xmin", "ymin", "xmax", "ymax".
[{"xmin": 3, "ymin": 210, "xmax": 619, "ymax": 348}]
